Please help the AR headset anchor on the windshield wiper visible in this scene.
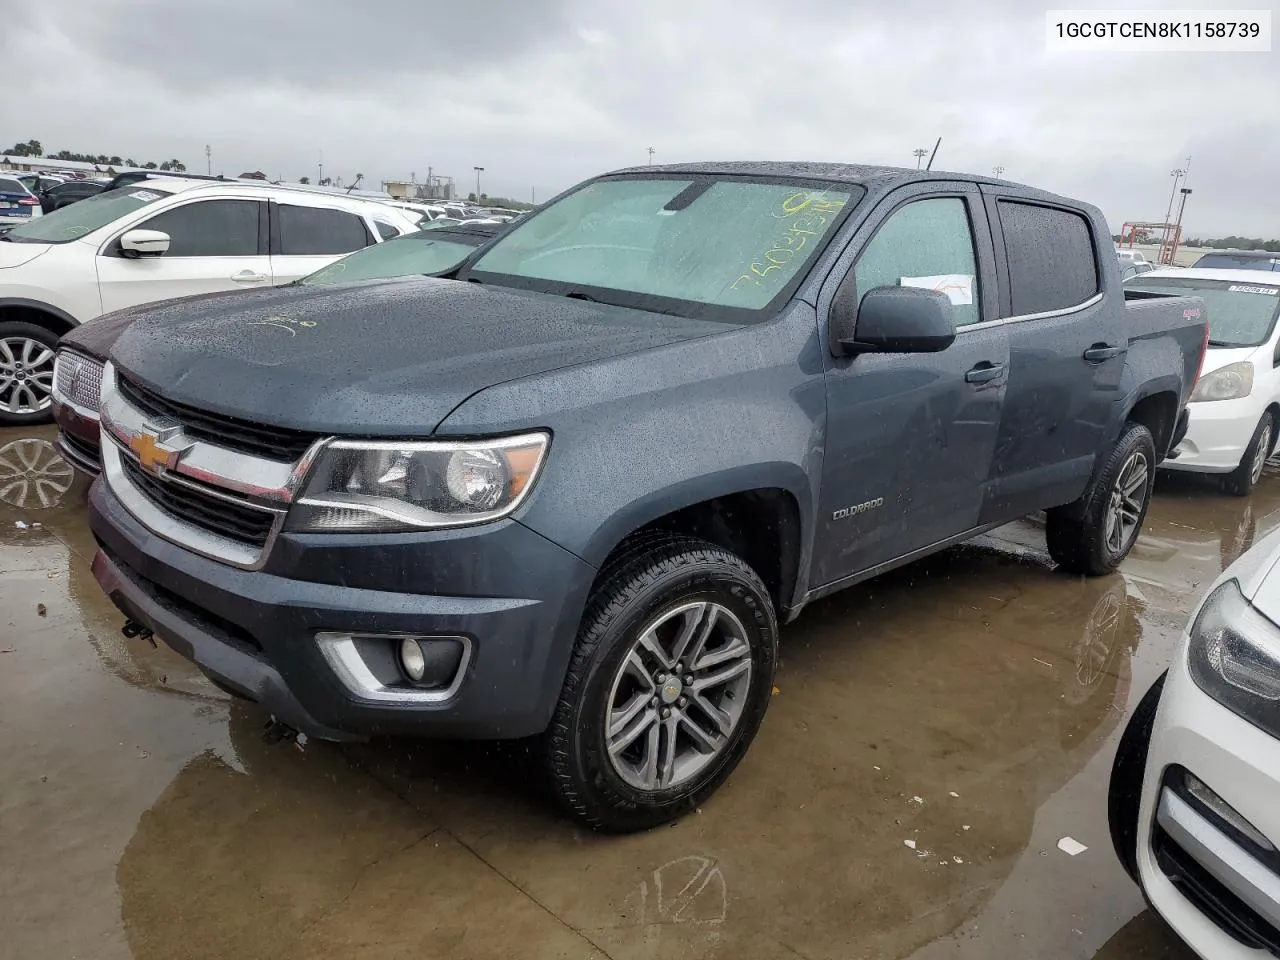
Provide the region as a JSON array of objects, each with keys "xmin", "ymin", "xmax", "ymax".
[
  {"xmin": 1207, "ymin": 339, "xmax": 1239, "ymax": 347},
  {"xmin": 565, "ymin": 290, "xmax": 606, "ymax": 304}
]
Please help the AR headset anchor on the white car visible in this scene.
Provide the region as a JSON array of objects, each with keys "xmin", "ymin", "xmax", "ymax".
[
  {"xmin": 1109, "ymin": 529, "xmax": 1280, "ymax": 958},
  {"xmin": 0, "ymin": 178, "xmax": 418, "ymax": 424},
  {"xmin": 1128, "ymin": 269, "xmax": 1280, "ymax": 495},
  {"xmin": 1118, "ymin": 249, "xmax": 1149, "ymax": 264}
]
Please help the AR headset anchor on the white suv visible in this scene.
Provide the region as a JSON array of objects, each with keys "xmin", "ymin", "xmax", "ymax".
[{"xmin": 0, "ymin": 178, "xmax": 419, "ymax": 424}]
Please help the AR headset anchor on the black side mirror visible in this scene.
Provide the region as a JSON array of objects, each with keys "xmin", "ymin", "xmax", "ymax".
[{"xmin": 830, "ymin": 285, "xmax": 957, "ymax": 357}]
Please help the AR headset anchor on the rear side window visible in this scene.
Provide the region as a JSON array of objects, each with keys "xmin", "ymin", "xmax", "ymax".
[
  {"xmin": 0, "ymin": 178, "xmax": 27, "ymax": 194},
  {"xmin": 998, "ymin": 201, "xmax": 1099, "ymax": 315},
  {"xmin": 277, "ymin": 204, "xmax": 371, "ymax": 255},
  {"xmin": 139, "ymin": 200, "xmax": 263, "ymax": 257}
]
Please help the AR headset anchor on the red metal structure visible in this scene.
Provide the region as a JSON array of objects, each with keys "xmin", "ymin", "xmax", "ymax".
[{"xmin": 1119, "ymin": 221, "xmax": 1182, "ymax": 265}]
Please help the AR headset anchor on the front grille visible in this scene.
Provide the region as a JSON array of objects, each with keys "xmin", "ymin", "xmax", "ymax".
[
  {"xmin": 120, "ymin": 455, "xmax": 277, "ymax": 548},
  {"xmin": 1154, "ymin": 825, "xmax": 1280, "ymax": 956},
  {"xmin": 55, "ymin": 351, "xmax": 103, "ymax": 412},
  {"xmin": 118, "ymin": 375, "xmax": 317, "ymax": 462}
]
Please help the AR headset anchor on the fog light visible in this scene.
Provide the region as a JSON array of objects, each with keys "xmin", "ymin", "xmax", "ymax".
[
  {"xmin": 400, "ymin": 638, "xmax": 427, "ymax": 682},
  {"xmin": 1184, "ymin": 770, "xmax": 1275, "ymax": 853}
]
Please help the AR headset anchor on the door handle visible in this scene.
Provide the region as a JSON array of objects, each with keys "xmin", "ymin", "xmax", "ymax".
[
  {"xmin": 965, "ymin": 362, "xmax": 1005, "ymax": 384},
  {"xmin": 231, "ymin": 270, "xmax": 269, "ymax": 283},
  {"xmin": 1084, "ymin": 343, "xmax": 1125, "ymax": 362}
]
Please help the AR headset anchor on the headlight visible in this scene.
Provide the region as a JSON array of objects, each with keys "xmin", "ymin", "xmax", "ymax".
[
  {"xmin": 1188, "ymin": 578, "xmax": 1280, "ymax": 740},
  {"xmin": 288, "ymin": 432, "xmax": 549, "ymax": 532},
  {"xmin": 1189, "ymin": 361, "xmax": 1254, "ymax": 403}
]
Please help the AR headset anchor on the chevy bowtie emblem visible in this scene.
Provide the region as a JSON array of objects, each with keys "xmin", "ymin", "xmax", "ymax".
[{"xmin": 128, "ymin": 424, "xmax": 190, "ymax": 476}]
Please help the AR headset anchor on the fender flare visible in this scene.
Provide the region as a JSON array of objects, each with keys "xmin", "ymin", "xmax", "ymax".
[{"xmin": 0, "ymin": 297, "xmax": 80, "ymax": 331}]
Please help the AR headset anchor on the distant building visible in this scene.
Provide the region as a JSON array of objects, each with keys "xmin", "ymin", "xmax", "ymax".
[
  {"xmin": 0, "ymin": 155, "xmax": 139, "ymax": 178},
  {"xmin": 381, "ymin": 174, "xmax": 455, "ymax": 202}
]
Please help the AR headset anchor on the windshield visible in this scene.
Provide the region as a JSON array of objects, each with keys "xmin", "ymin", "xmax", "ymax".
[
  {"xmin": 466, "ymin": 176, "xmax": 859, "ymax": 317},
  {"xmin": 3, "ymin": 185, "xmax": 172, "ymax": 243},
  {"xmin": 1127, "ymin": 277, "xmax": 1280, "ymax": 347},
  {"xmin": 299, "ymin": 232, "xmax": 480, "ymax": 285},
  {"xmin": 1192, "ymin": 253, "xmax": 1280, "ymax": 272}
]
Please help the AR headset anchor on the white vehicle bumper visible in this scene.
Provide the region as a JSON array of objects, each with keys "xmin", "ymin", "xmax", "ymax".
[
  {"xmin": 1136, "ymin": 657, "xmax": 1280, "ymax": 957},
  {"xmin": 1162, "ymin": 396, "xmax": 1268, "ymax": 475}
]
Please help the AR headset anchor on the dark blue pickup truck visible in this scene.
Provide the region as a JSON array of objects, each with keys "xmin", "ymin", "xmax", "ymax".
[{"xmin": 78, "ymin": 162, "xmax": 1207, "ymax": 831}]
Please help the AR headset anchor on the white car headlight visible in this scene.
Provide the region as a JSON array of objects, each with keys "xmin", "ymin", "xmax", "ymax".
[
  {"xmin": 288, "ymin": 432, "xmax": 550, "ymax": 532},
  {"xmin": 1189, "ymin": 361, "xmax": 1254, "ymax": 403},
  {"xmin": 1187, "ymin": 578, "xmax": 1280, "ymax": 740}
]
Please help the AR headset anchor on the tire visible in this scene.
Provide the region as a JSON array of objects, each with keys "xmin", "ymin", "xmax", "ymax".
[
  {"xmin": 1046, "ymin": 422, "xmax": 1156, "ymax": 576},
  {"xmin": 1108, "ymin": 671, "xmax": 1166, "ymax": 884},
  {"xmin": 0, "ymin": 321, "xmax": 60, "ymax": 426},
  {"xmin": 545, "ymin": 533, "xmax": 778, "ymax": 832},
  {"xmin": 1222, "ymin": 411, "xmax": 1273, "ymax": 497}
]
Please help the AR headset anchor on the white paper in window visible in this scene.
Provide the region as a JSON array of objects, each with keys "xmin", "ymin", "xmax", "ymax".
[{"xmin": 900, "ymin": 274, "xmax": 974, "ymax": 305}]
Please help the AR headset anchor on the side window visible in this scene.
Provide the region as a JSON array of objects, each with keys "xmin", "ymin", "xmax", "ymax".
[
  {"xmin": 998, "ymin": 201, "xmax": 1099, "ymax": 315},
  {"xmin": 374, "ymin": 220, "xmax": 401, "ymax": 241},
  {"xmin": 277, "ymin": 204, "xmax": 372, "ymax": 255},
  {"xmin": 852, "ymin": 197, "xmax": 981, "ymax": 327},
  {"xmin": 138, "ymin": 200, "xmax": 262, "ymax": 257}
]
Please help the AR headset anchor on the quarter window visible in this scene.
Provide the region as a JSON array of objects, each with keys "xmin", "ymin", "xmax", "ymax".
[
  {"xmin": 998, "ymin": 201, "xmax": 1099, "ymax": 315},
  {"xmin": 137, "ymin": 200, "xmax": 263, "ymax": 257},
  {"xmin": 851, "ymin": 197, "xmax": 981, "ymax": 327},
  {"xmin": 374, "ymin": 220, "xmax": 402, "ymax": 241},
  {"xmin": 277, "ymin": 204, "xmax": 371, "ymax": 255}
]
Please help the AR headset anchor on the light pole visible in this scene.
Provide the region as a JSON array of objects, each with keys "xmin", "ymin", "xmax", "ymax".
[
  {"xmin": 1170, "ymin": 187, "xmax": 1193, "ymax": 263},
  {"xmin": 1164, "ymin": 168, "xmax": 1185, "ymax": 225},
  {"xmin": 205, "ymin": 144, "xmax": 211, "ymax": 176},
  {"xmin": 473, "ymin": 166, "xmax": 484, "ymax": 200},
  {"xmin": 648, "ymin": 146, "xmax": 655, "ymax": 165},
  {"xmin": 912, "ymin": 148, "xmax": 928, "ymax": 169},
  {"xmin": 992, "ymin": 165, "xmax": 1005, "ymax": 178}
]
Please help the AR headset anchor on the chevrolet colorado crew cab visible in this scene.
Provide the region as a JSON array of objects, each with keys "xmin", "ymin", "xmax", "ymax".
[{"xmin": 84, "ymin": 162, "xmax": 1208, "ymax": 831}]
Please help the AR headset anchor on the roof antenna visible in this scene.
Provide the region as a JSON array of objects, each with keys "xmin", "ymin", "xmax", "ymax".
[{"xmin": 925, "ymin": 137, "xmax": 942, "ymax": 171}]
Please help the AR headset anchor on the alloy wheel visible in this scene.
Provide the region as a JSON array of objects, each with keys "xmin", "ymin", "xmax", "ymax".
[
  {"xmin": 1251, "ymin": 424, "xmax": 1272, "ymax": 485},
  {"xmin": 1104, "ymin": 451, "xmax": 1149, "ymax": 556},
  {"xmin": 0, "ymin": 336, "xmax": 56, "ymax": 415},
  {"xmin": 0, "ymin": 438, "xmax": 74, "ymax": 508},
  {"xmin": 604, "ymin": 600, "xmax": 753, "ymax": 791}
]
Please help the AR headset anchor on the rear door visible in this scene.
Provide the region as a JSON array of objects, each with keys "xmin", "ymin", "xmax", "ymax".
[
  {"xmin": 980, "ymin": 190, "xmax": 1119, "ymax": 520},
  {"xmin": 268, "ymin": 200, "xmax": 376, "ymax": 283},
  {"xmin": 812, "ymin": 182, "xmax": 1009, "ymax": 586},
  {"xmin": 96, "ymin": 197, "xmax": 271, "ymax": 314}
]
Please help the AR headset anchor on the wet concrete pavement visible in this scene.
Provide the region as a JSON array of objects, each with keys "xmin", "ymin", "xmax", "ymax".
[{"xmin": 6, "ymin": 423, "xmax": 1274, "ymax": 959}]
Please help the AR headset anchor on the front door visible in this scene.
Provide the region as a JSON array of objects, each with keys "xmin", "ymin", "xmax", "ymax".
[
  {"xmin": 813, "ymin": 186, "xmax": 1008, "ymax": 587},
  {"xmin": 97, "ymin": 198, "xmax": 271, "ymax": 315},
  {"xmin": 980, "ymin": 192, "xmax": 1119, "ymax": 520}
]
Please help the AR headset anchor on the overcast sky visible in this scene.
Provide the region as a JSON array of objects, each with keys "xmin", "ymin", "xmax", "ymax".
[{"xmin": 8, "ymin": 0, "xmax": 1277, "ymax": 236}]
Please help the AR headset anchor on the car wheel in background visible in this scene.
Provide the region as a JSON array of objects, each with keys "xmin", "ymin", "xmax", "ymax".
[
  {"xmin": 1046, "ymin": 422, "xmax": 1157, "ymax": 576},
  {"xmin": 545, "ymin": 533, "xmax": 778, "ymax": 832},
  {"xmin": 0, "ymin": 321, "xmax": 60, "ymax": 426},
  {"xmin": 1222, "ymin": 411, "xmax": 1273, "ymax": 497},
  {"xmin": 1108, "ymin": 671, "xmax": 1166, "ymax": 884}
]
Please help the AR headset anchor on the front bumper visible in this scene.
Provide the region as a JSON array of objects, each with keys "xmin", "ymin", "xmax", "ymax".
[
  {"xmin": 52, "ymin": 400, "xmax": 101, "ymax": 477},
  {"xmin": 88, "ymin": 477, "xmax": 597, "ymax": 741},
  {"xmin": 1137, "ymin": 656, "xmax": 1280, "ymax": 957},
  {"xmin": 1162, "ymin": 397, "xmax": 1267, "ymax": 475}
]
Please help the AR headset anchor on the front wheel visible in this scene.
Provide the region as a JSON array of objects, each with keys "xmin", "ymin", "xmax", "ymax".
[
  {"xmin": 545, "ymin": 534, "xmax": 778, "ymax": 832},
  {"xmin": 1046, "ymin": 422, "xmax": 1156, "ymax": 576},
  {"xmin": 1222, "ymin": 411, "xmax": 1273, "ymax": 497},
  {"xmin": 0, "ymin": 321, "xmax": 59, "ymax": 426}
]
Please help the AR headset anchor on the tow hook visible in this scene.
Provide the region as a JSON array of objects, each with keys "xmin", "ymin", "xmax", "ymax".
[
  {"xmin": 121, "ymin": 618, "xmax": 154, "ymax": 643},
  {"xmin": 262, "ymin": 718, "xmax": 299, "ymax": 746}
]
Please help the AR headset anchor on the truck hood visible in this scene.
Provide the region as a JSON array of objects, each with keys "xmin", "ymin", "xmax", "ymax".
[
  {"xmin": 0, "ymin": 240, "xmax": 52, "ymax": 269},
  {"xmin": 110, "ymin": 277, "xmax": 723, "ymax": 435}
]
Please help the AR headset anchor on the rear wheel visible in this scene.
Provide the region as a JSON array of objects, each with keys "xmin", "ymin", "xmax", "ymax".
[
  {"xmin": 1108, "ymin": 672, "xmax": 1166, "ymax": 884},
  {"xmin": 1047, "ymin": 423, "xmax": 1156, "ymax": 575},
  {"xmin": 0, "ymin": 321, "xmax": 59, "ymax": 426},
  {"xmin": 545, "ymin": 534, "xmax": 778, "ymax": 832},
  {"xmin": 1222, "ymin": 411, "xmax": 1273, "ymax": 497}
]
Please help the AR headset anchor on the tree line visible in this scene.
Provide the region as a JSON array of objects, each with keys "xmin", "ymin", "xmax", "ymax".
[
  {"xmin": 1182, "ymin": 236, "xmax": 1280, "ymax": 252},
  {"xmin": 3, "ymin": 138, "xmax": 185, "ymax": 172}
]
